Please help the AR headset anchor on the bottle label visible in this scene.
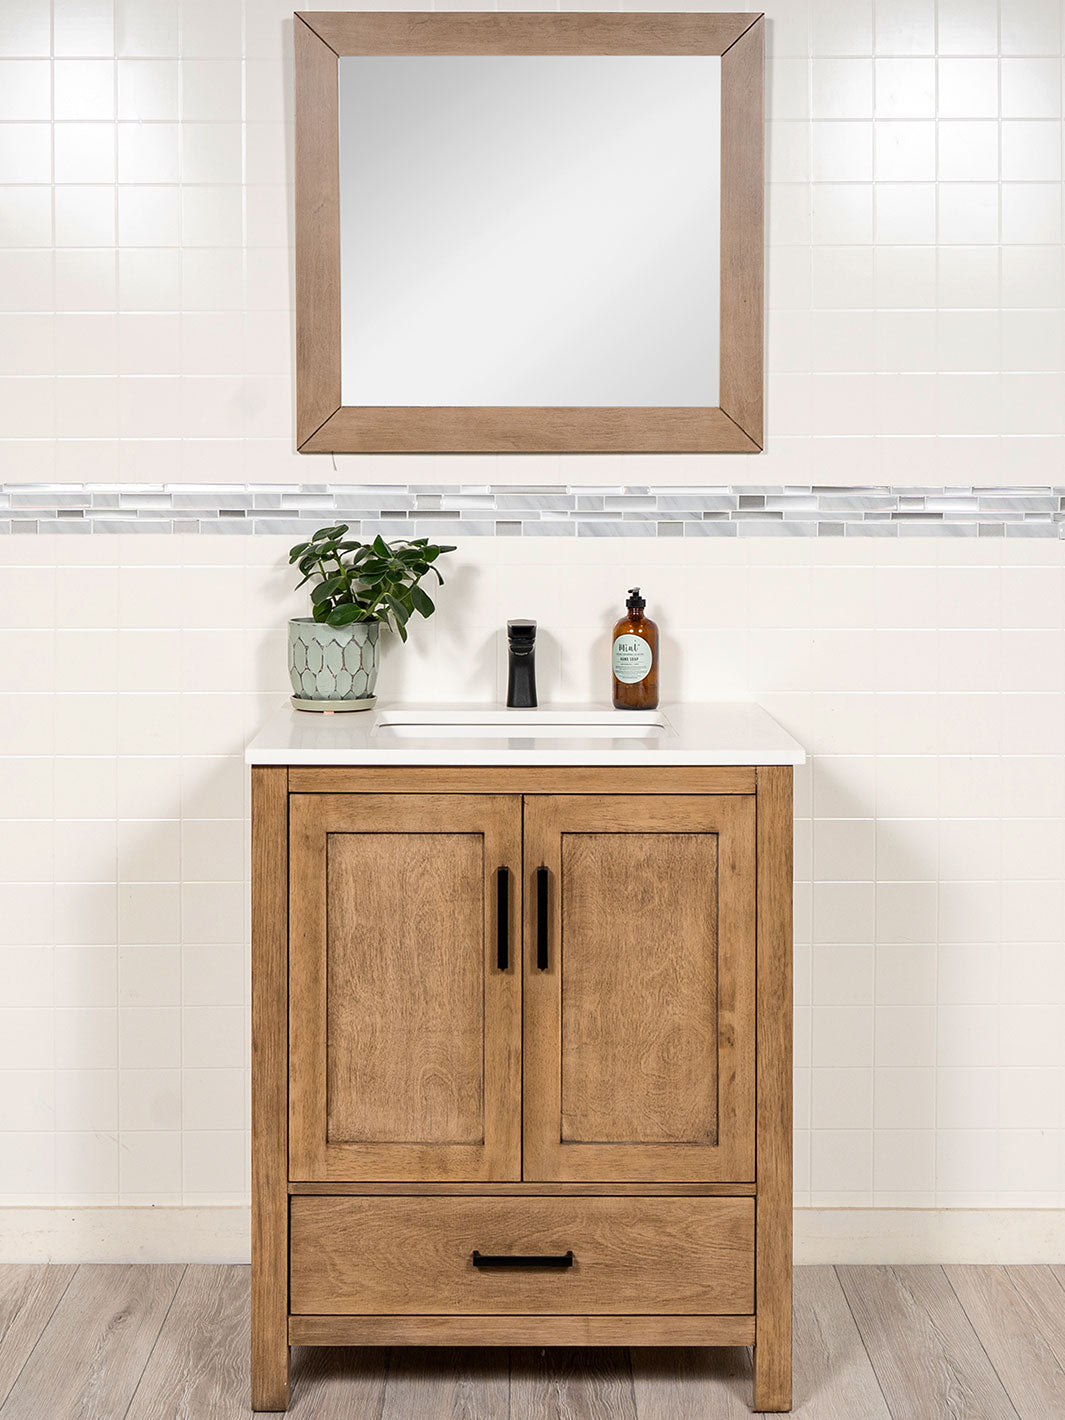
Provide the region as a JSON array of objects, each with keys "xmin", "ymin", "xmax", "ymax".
[{"xmin": 613, "ymin": 634, "xmax": 653, "ymax": 685}]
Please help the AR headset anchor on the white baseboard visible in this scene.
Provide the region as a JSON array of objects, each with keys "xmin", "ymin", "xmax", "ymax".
[
  {"xmin": 795, "ymin": 1208, "xmax": 1065, "ymax": 1264},
  {"xmin": 0, "ymin": 1206, "xmax": 1063, "ymax": 1266},
  {"xmin": 0, "ymin": 1207, "xmax": 251, "ymax": 1264}
]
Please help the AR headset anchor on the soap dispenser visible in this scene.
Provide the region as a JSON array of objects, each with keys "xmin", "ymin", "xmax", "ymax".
[{"xmin": 612, "ymin": 588, "xmax": 659, "ymax": 710}]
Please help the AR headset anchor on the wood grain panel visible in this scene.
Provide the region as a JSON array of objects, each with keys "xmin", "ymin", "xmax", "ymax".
[
  {"xmin": 524, "ymin": 795, "xmax": 755, "ymax": 1182},
  {"xmin": 293, "ymin": 12, "xmax": 765, "ymax": 456},
  {"xmin": 839, "ymin": 1265, "xmax": 1018, "ymax": 1420},
  {"xmin": 0, "ymin": 1265, "xmax": 183, "ymax": 1420},
  {"xmin": 288, "ymin": 766, "xmax": 757, "ymax": 795},
  {"xmin": 251, "ymin": 765, "xmax": 290, "ymax": 1411},
  {"xmin": 754, "ymin": 764, "xmax": 793, "ymax": 1413},
  {"xmin": 289, "ymin": 793, "xmax": 521, "ymax": 1181},
  {"xmin": 294, "ymin": 18, "xmax": 340, "ymax": 448},
  {"xmin": 326, "ymin": 832, "xmax": 484, "ymax": 1146},
  {"xmin": 301, "ymin": 406, "xmax": 761, "ymax": 456},
  {"xmin": 719, "ymin": 17, "xmax": 764, "ymax": 447},
  {"xmin": 290, "ymin": 1196, "xmax": 754, "ymax": 1317},
  {"xmin": 289, "ymin": 1181, "xmax": 755, "ymax": 1195},
  {"xmin": 289, "ymin": 1314, "xmax": 756, "ymax": 1347},
  {"xmin": 946, "ymin": 1264, "xmax": 1065, "ymax": 1419},
  {"xmin": 560, "ymin": 832, "xmax": 718, "ymax": 1145},
  {"xmin": 298, "ymin": 12, "xmax": 761, "ymax": 57}
]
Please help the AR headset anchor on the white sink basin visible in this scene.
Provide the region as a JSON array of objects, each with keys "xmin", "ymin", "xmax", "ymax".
[{"xmin": 373, "ymin": 709, "xmax": 673, "ymax": 740}]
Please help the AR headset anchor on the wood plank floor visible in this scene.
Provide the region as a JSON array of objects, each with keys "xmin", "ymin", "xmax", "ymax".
[{"xmin": 0, "ymin": 1264, "xmax": 1060, "ymax": 1418}]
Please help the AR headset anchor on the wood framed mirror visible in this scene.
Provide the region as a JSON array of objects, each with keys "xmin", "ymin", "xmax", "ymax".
[{"xmin": 294, "ymin": 12, "xmax": 764, "ymax": 455}]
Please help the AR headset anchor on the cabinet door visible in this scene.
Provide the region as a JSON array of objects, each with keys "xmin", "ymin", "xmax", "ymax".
[
  {"xmin": 523, "ymin": 795, "xmax": 756, "ymax": 1182},
  {"xmin": 289, "ymin": 793, "xmax": 522, "ymax": 1182}
]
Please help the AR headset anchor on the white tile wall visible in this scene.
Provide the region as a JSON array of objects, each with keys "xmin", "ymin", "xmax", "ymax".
[
  {"xmin": 2, "ymin": 1, "xmax": 1065, "ymax": 1210},
  {"xmin": 0, "ymin": 532, "xmax": 1064, "ymax": 1208},
  {"xmin": 0, "ymin": 0, "xmax": 1063, "ymax": 481}
]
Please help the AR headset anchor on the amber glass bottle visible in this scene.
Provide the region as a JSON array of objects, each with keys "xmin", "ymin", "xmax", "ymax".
[{"xmin": 612, "ymin": 587, "xmax": 659, "ymax": 709}]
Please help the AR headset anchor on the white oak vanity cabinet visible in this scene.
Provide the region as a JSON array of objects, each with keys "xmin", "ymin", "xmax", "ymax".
[{"xmin": 248, "ymin": 708, "xmax": 802, "ymax": 1413}]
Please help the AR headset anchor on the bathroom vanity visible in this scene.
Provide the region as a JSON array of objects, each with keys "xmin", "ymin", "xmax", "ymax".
[{"xmin": 247, "ymin": 703, "xmax": 803, "ymax": 1412}]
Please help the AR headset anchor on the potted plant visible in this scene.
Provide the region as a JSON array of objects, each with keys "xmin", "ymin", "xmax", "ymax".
[{"xmin": 287, "ymin": 525, "xmax": 455, "ymax": 711}]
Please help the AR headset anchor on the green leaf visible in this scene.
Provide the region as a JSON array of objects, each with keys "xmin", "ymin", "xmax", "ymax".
[
  {"xmin": 326, "ymin": 602, "xmax": 365, "ymax": 627},
  {"xmin": 288, "ymin": 542, "xmax": 310, "ymax": 561},
  {"xmin": 312, "ymin": 524, "xmax": 347, "ymax": 542},
  {"xmin": 310, "ymin": 576, "xmax": 344, "ymax": 605},
  {"xmin": 312, "ymin": 602, "xmax": 330, "ymax": 623},
  {"xmin": 384, "ymin": 593, "xmax": 410, "ymax": 625},
  {"xmin": 372, "ymin": 534, "xmax": 391, "ymax": 558},
  {"xmin": 410, "ymin": 584, "xmax": 434, "ymax": 617}
]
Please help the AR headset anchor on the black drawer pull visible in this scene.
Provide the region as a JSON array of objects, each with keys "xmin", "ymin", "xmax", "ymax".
[
  {"xmin": 536, "ymin": 865, "xmax": 549, "ymax": 970},
  {"xmin": 472, "ymin": 1250, "xmax": 574, "ymax": 1270},
  {"xmin": 496, "ymin": 866, "xmax": 509, "ymax": 971}
]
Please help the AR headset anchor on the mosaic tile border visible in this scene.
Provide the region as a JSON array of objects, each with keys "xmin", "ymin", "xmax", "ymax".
[{"xmin": 1, "ymin": 484, "xmax": 1064, "ymax": 537}]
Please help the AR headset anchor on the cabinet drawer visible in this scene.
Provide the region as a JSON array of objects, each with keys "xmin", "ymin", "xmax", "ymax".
[{"xmin": 290, "ymin": 1195, "xmax": 754, "ymax": 1316}]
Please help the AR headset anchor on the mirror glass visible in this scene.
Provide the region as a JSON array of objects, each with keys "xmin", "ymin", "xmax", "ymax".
[{"xmin": 337, "ymin": 56, "xmax": 722, "ymax": 408}]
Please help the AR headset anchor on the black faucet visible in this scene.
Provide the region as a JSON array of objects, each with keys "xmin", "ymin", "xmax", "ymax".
[{"xmin": 506, "ymin": 620, "xmax": 537, "ymax": 708}]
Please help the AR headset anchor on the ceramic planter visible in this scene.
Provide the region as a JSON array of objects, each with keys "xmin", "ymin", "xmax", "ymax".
[{"xmin": 288, "ymin": 617, "xmax": 380, "ymax": 711}]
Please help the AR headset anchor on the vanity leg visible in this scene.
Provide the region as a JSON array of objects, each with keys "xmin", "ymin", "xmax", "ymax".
[
  {"xmin": 754, "ymin": 765, "xmax": 793, "ymax": 1413},
  {"xmin": 252, "ymin": 767, "xmax": 291, "ymax": 1411},
  {"xmin": 251, "ymin": 1333, "xmax": 290, "ymax": 1413},
  {"xmin": 754, "ymin": 1327, "xmax": 791, "ymax": 1413}
]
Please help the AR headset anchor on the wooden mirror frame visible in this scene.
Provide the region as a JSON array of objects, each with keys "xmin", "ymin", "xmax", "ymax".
[{"xmin": 294, "ymin": 11, "xmax": 765, "ymax": 455}]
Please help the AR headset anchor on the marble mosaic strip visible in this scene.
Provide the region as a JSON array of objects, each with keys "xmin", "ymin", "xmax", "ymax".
[{"xmin": 1, "ymin": 484, "xmax": 1064, "ymax": 537}]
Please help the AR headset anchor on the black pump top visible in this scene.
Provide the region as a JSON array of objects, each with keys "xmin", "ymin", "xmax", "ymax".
[
  {"xmin": 626, "ymin": 587, "xmax": 646, "ymax": 613},
  {"xmin": 507, "ymin": 619, "xmax": 537, "ymax": 643}
]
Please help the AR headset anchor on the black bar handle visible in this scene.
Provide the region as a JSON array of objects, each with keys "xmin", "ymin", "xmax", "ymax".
[
  {"xmin": 496, "ymin": 866, "xmax": 509, "ymax": 971},
  {"xmin": 472, "ymin": 1250, "xmax": 574, "ymax": 1270},
  {"xmin": 536, "ymin": 866, "xmax": 549, "ymax": 970}
]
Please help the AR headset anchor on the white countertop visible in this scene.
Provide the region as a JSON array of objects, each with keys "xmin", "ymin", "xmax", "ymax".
[{"xmin": 245, "ymin": 701, "xmax": 805, "ymax": 767}]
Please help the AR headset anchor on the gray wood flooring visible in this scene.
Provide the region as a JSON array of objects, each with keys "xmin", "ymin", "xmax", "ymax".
[{"xmin": 0, "ymin": 1264, "xmax": 1061, "ymax": 1418}]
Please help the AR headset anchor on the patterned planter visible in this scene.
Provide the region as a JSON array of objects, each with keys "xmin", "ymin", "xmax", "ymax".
[{"xmin": 288, "ymin": 617, "xmax": 380, "ymax": 711}]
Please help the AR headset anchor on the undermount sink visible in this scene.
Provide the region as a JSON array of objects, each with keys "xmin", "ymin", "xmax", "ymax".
[{"xmin": 372, "ymin": 709, "xmax": 674, "ymax": 740}]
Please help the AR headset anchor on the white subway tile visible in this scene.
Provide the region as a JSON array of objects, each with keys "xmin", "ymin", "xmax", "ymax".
[
  {"xmin": 0, "ymin": 1, "xmax": 51, "ymax": 59},
  {"xmin": 875, "ymin": 0, "xmax": 934, "ymax": 56},
  {"xmin": 1000, "ymin": 0, "xmax": 1061, "ymax": 55},
  {"xmin": 812, "ymin": 121, "xmax": 874, "ymax": 181},
  {"xmin": 811, "ymin": 0, "xmax": 873, "ymax": 57},
  {"xmin": 937, "ymin": 0, "xmax": 999, "ymax": 57},
  {"xmin": 182, "ymin": 1127, "xmax": 245, "ymax": 1194},
  {"xmin": 874, "ymin": 1129, "xmax": 935, "ymax": 1192},
  {"xmin": 115, "ymin": 0, "xmax": 178, "ymax": 58},
  {"xmin": 875, "ymin": 58, "xmax": 935, "ymax": 116},
  {"xmin": 54, "ymin": 1005, "xmax": 117, "ymax": 1070},
  {"xmin": 181, "ymin": 59, "xmax": 243, "ymax": 122},
  {"xmin": 119, "ymin": 1129, "xmax": 180, "ymax": 1194},
  {"xmin": 876, "ymin": 120, "xmax": 936, "ymax": 180},
  {"xmin": 1001, "ymin": 57, "xmax": 1061, "ymax": 117},
  {"xmin": 119, "ymin": 1067, "xmax": 180, "ymax": 1129}
]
